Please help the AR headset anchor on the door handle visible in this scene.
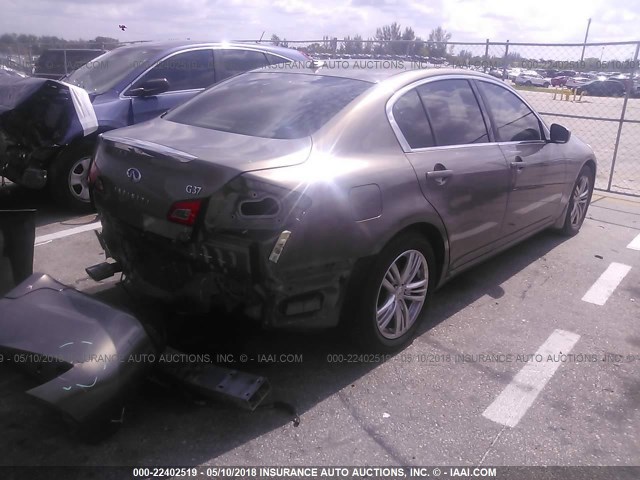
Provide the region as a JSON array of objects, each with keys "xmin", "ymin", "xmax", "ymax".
[
  {"xmin": 510, "ymin": 156, "xmax": 526, "ymax": 169},
  {"xmin": 426, "ymin": 170, "xmax": 454, "ymax": 179},
  {"xmin": 426, "ymin": 169, "xmax": 453, "ymax": 186}
]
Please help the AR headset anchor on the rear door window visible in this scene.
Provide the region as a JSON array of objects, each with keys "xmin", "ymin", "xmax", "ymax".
[
  {"xmin": 131, "ymin": 49, "xmax": 215, "ymax": 92},
  {"xmin": 416, "ymin": 79, "xmax": 490, "ymax": 146},
  {"xmin": 476, "ymin": 81, "xmax": 543, "ymax": 142},
  {"xmin": 215, "ymin": 49, "xmax": 270, "ymax": 81},
  {"xmin": 391, "ymin": 89, "xmax": 435, "ymax": 149},
  {"xmin": 265, "ymin": 53, "xmax": 291, "ymax": 66}
]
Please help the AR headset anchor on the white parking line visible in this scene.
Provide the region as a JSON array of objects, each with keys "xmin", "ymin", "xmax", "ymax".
[
  {"xmin": 482, "ymin": 329, "xmax": 580, "ymax": 428},
  {"xmin": 34, "ymin": 221, "xmax": 102, "ymax": 246},
  {"xmin": 628, "ymin": 233, "xmax": 640, "ymax": 251},
  {"xmin": 581, "ymin": 262, "xmax": 632, "ymax": 306}
]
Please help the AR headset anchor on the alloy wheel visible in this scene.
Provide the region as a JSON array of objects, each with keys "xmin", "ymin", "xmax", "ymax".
[
  {"xmin": 68, "ymin": 156, "xmax": 92, "ymax": 202},
  {"xmin": 375, "ymin": 250, "xmax": 428, "ymax": 340},
  {"xmin": 570, "ymin": 175, "xmax": 590, "ymax": 228}
]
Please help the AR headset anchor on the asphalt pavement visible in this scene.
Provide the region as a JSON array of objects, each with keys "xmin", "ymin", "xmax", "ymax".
[{"xmin": 0, "ymin": 185, "xmax": 639, "ymax": 471}]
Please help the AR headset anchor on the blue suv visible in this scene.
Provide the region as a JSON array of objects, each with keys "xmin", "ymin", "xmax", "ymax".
[{"xmin": 0, "ymin": 41, "xmax": 308, "ymax": 209}]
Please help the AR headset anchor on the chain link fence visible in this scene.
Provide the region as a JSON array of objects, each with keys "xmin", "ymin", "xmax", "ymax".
[
  {"xmin": 266, "ymin": 38, "xmax": 640, "ymax": 197},
  {"xmin": 1, "ymin": 38, "xmax": 639, "ymax": 196},
  {"xmin": 0, "ymin": 41, "xmax": 131, "ymax": 73}
]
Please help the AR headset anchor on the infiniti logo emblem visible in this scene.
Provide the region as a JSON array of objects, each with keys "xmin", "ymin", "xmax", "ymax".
[{"xmin": 126, "ymin": 167, "xmax": 142, "ymax": 183}]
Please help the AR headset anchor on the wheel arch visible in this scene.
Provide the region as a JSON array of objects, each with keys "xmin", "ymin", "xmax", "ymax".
[
  {"xmin": 552, "ymin": 159, "xmax": 597, "ymax": 230},
  {"xmin": 52, "ymin": 125, "xmax": 117, "ymax": 165},
  {"xmin": 375, "ymin": 222, "xmax": 449, "ymax": 287},
  {"xmin": 581, "ymin": 158, "xmax": 597, "ymax": 179}
]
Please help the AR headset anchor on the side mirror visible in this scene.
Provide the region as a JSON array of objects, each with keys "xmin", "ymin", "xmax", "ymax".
[
  {"xmin": 127, "ymin": 78, "xmax": 170, "ymax": 97},
  {"xmin": 549, "ymin": 123, "xmax": 571, "ymax": 143}
]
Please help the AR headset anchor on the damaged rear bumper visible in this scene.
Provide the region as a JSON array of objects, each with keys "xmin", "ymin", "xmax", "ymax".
[
  {"xmin": 0, "ymin": 273, "xmax": 155, "ymax": 425},
  {"xmin": 96, "ymin": 212, "xmax": 354, "ymax": 330}
]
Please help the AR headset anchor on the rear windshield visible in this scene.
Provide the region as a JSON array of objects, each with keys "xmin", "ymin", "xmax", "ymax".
[{"xmin": 165, "ymin": 72, "xmax": 372, "ymax": 139}]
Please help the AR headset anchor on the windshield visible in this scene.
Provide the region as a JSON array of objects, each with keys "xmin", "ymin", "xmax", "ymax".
[
  {"xmin": 165, "ymin": 72, "xmax": 372, "ymax": 139},
  {"xmin": 66, "ymin": 44, "xmax": 167, "ymax": 95}
]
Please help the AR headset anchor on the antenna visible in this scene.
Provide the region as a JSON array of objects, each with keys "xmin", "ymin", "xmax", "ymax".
[{"xmin": 258, "ymin": 31, "xmax": 265, "ymax": 44}]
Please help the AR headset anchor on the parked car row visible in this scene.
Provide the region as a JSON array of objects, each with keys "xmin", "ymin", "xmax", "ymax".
[{"xmin": 501, "ymin": 67, "xmax": 638, "ymax": 97}]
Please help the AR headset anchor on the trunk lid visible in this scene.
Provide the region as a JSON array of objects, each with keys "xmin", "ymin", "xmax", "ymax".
[{"xmin": 95, "ymin": 118, "xmax": 312, "ymax": 237}]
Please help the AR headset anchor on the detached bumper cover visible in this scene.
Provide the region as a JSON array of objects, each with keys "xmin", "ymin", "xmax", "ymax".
[{"xmin": 0, "ymin": 273, "xmax": 155, "ymax": 424}]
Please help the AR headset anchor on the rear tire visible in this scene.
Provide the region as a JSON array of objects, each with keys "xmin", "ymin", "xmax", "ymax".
[
  {"xmin": 347, "ymin": 234, "xmax": 436, "ymax": 352},
  {"xmin": 559, "ymin": 166, "xmax": 594, "ymax": 236},
  {"xmin": 49, "ymin": 142, "xmax": 95, "ymax": 212}
]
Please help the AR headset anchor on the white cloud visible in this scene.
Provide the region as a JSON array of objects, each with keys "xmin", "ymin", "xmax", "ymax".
[{"xmin": 0, "ymin": 0, "xmax": 638, "ymax": 45}]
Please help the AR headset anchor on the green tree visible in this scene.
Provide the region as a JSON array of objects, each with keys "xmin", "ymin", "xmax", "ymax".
[
  {"xmin": 375, "ymin": 22, "xmax": 402, "ymax": 54},
  {"xmin": 343, "ymin": 35, "xmax": 364, "ymax": 55},
  {"xmin": 427, "ymin": 26, "xmax": 452, "ymax": 58}
]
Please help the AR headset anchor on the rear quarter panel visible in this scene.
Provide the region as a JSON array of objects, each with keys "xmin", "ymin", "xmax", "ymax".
[{"xmin": 249, "ymin": 90, "xmax": 449, "ymax": 276}]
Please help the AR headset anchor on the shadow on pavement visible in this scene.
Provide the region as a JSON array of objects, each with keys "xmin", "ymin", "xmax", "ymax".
[{"xmin": 0, "ymin": 230, "xmax": 569, "ymax": 467}]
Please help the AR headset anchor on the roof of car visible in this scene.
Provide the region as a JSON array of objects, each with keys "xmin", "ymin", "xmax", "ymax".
[
  {"xmin": 255, "ymin": 62, "xmax": 499, "ymax": 84},
  {"xmin": 39, "ymin": 48, "xmax": 106, "ymax": 52},
  {"xmin": 111, "ymin": 40, "xmax": 306, "ymax": 58}
]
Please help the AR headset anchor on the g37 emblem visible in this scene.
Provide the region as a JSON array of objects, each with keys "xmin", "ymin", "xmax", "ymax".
[
  {"xmin": 186, "ymin": 185, "xmax": 202, "ymax": 194},
  {"xmin": 126, "ymin": 167, "xmax": 142, "ymax": 183}
]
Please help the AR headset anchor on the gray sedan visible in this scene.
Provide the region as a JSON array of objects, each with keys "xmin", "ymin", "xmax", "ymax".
[{"xmin": 88, "ymin": 66, "xmax": 596, "ymax": 352}]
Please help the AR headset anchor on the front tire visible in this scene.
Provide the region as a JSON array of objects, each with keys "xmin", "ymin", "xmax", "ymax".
[
  {"xmin": 49, "ymin": 143, "xmax": 95, "ymax": 212},
  {"xmin": 348, "ymin": 234, "xmax": 436, "ymax": 352},
  {"xmin": 559, "ymin": 166, "xmax": 594, "ymax": 236}
]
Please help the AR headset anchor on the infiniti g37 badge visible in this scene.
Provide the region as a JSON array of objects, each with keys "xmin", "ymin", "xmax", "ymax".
[{"xmin": 126, "ymin": 167, "xmax": 142, "ymax": 183}]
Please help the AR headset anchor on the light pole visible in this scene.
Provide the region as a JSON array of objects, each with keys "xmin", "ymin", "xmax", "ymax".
[{"xmin": 580, "ymin": 18, "xmax": 592, "ymax": 67}]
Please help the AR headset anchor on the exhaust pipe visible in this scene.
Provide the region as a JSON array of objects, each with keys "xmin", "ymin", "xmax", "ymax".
[
  {"xmin": 86, "ymin": 261, "xmax": 122, "ymax": 281},
  {"xmin": 0, "ymin": 209, "xmax": 36, "ymax": 296}
]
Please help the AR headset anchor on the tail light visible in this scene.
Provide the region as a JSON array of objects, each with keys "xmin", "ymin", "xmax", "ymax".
[
  {"xmin": 203, "ymin": 176, "xmax": 312, "ymax": 230},
  {"xmin": 87, "ymin": 159, "xmax": 103, "ymax": 192},
  {"xmin": 167, "ymin": 199, "xmax": 203, "ymax": 226}
]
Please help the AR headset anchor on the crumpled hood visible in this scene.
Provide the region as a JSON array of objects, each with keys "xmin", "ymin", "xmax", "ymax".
[{"xmin": 0, "ymin": 76, "xmax": 97, "ymax": 148}]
